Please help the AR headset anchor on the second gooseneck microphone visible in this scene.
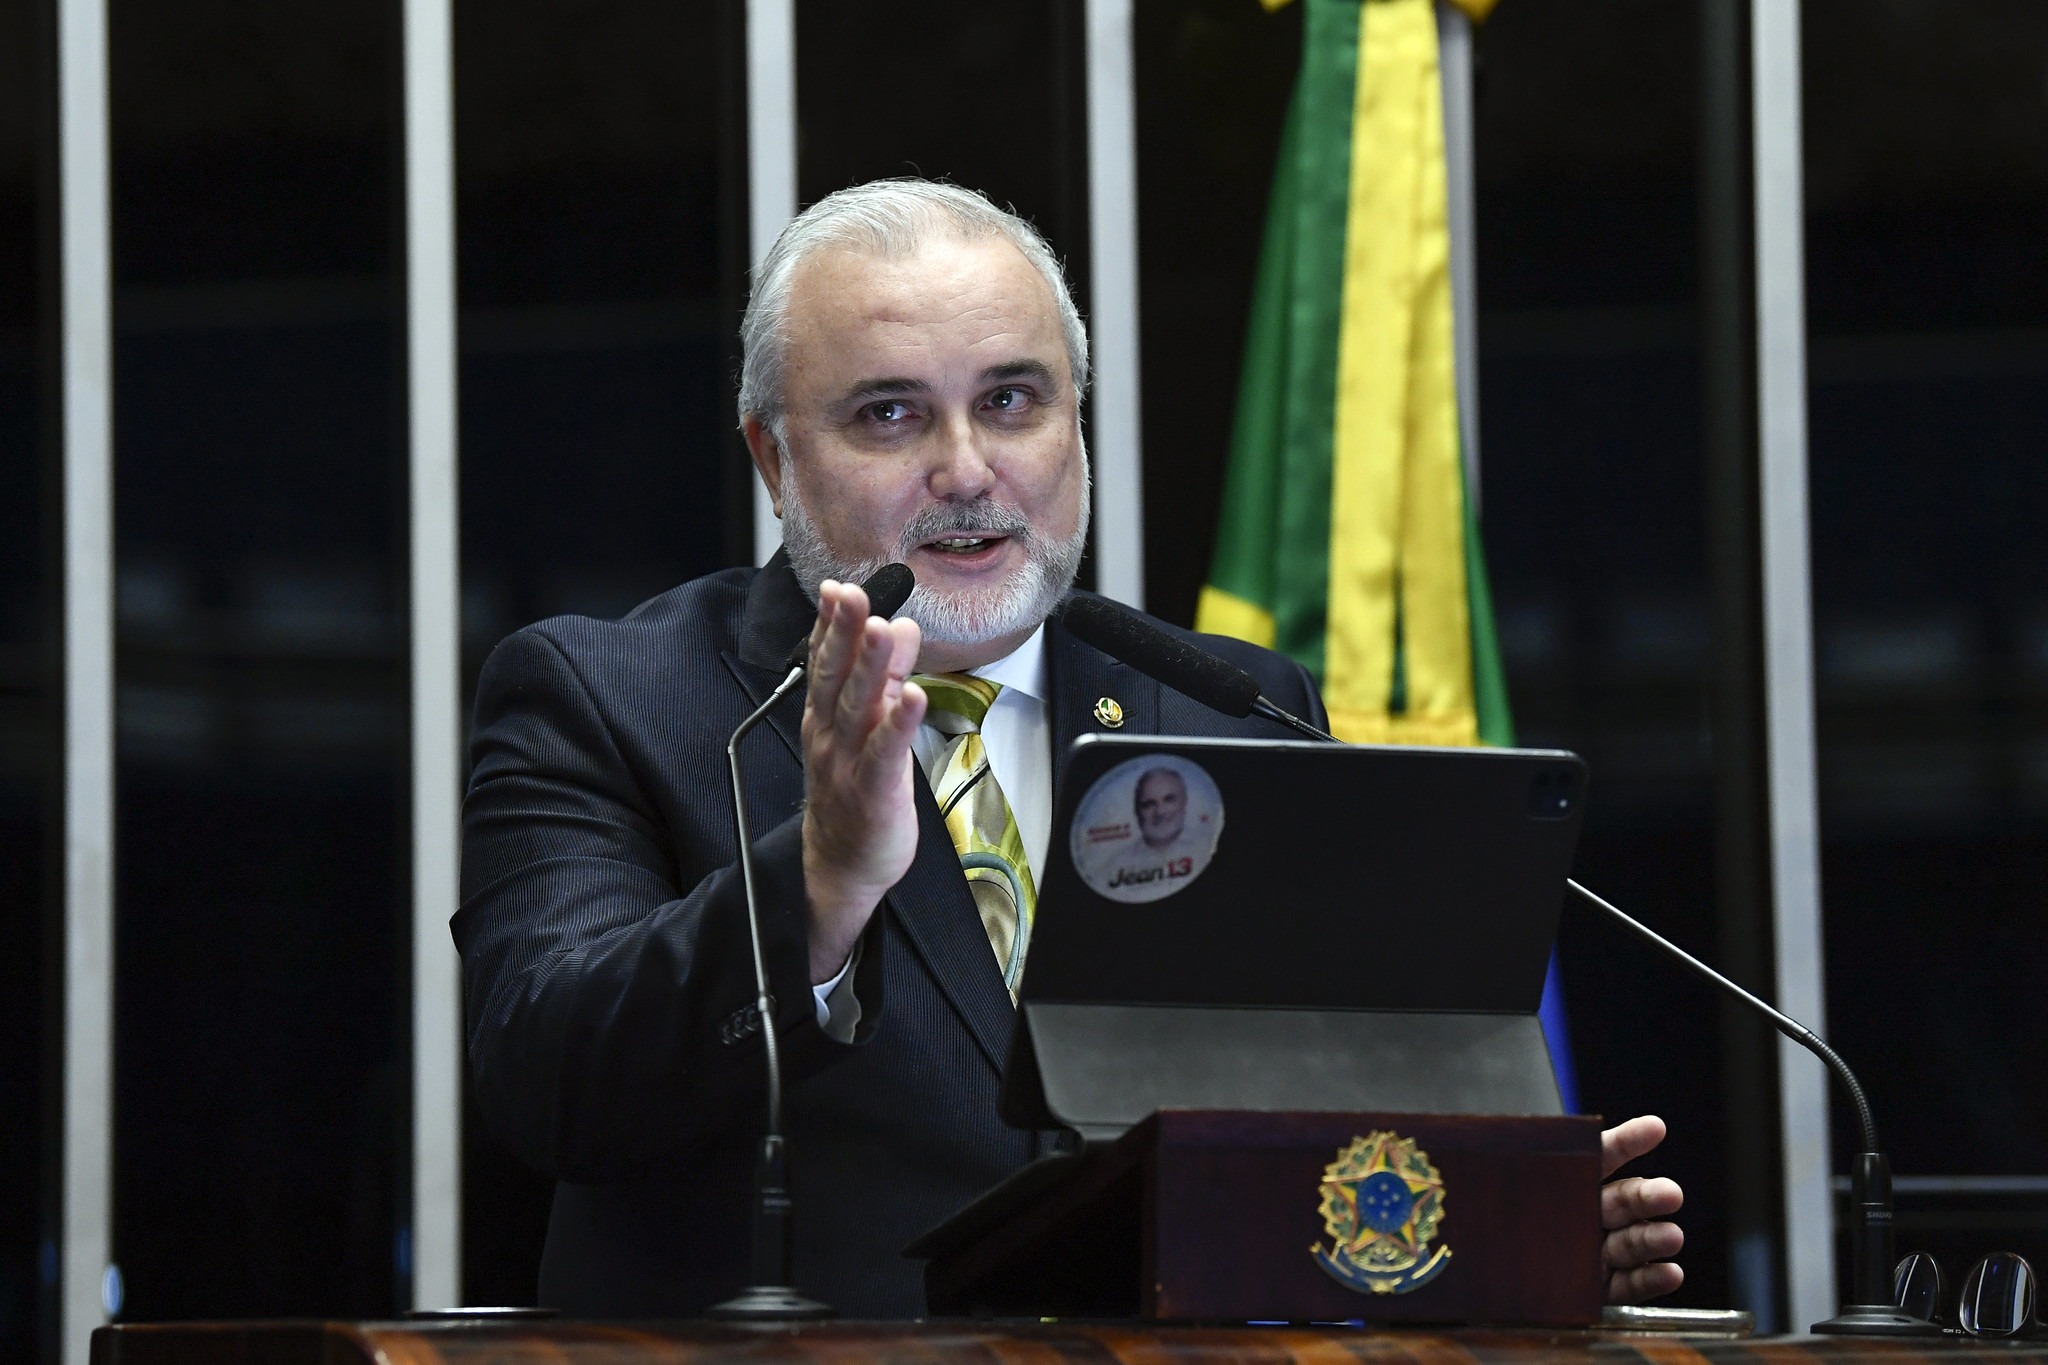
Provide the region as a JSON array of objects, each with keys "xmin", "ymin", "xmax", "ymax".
[
  {"xmin": 708, "ymin": 561, "xmax": 914, "ymax": 1321},
  {"xmin": 1059, "ymin": 596, "xmax": 1335, "ymax": 741}
]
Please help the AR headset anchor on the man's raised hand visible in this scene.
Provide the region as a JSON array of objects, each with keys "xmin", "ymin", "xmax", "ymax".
[
  {"xmin": 799, "ymin": 579, "xmax": 926, "ymax": 984},
  {"xmin": 1600, "ymin": 1114, "xmax": 1685, "ymax": 1303}
]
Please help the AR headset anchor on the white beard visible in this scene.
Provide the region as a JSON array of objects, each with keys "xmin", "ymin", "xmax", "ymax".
[{"xmin": 779, "ymin": 451, "xmax": 1091, "ymax": 646}]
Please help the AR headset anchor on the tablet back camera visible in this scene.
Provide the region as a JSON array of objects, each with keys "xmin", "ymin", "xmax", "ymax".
[{"xmin": 1528, "ymin": 767, "xmax": 1579, "ymax": 819}]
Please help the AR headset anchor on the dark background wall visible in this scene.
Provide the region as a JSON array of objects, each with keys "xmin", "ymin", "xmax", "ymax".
[
  {"xmin": 1466, "ymin": 0, "xmax": 1729, "ymax": 1307},
  {"xmin": 5, "ymin": 0, "xmax": 2047, "ymax": 1355},
  {"xmin": 1134, "ymin": 0, "xmax": 1303, "ymax": 628},
  {"xmin": 1800, "ymin": 0, "xmax": 2048, "ymax": 1273},
  {"xmin": 1802, "ymin": 0, "xmax": 2048, "ymax": 1179},
  {"xmin": 105, "ymin": 0, "xmax": 407, "ymax": 1321},
  {"xmin": 0, "ymin": 0, "xmax": 57, "ymax": 1354},
  {"xmin": 450, "ymin": 0, "xmax": 749, "ymax": 1303}
]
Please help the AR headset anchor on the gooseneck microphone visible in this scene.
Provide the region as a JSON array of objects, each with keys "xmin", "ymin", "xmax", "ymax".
[
  {"xmin": 708, "ymin": 562, "xmax": 914, "ymax": 1321},
  {"xmin": 1059, "ymin": 596, "xmax": 1336, "ymax": 742},
  {"xmin": 1562, "ymin": 880, "xmax": 1934, "ymax": 1335},
  {"xmin": 1069, "ymin": 609, "xmax": 1935, "ymax": 1335}
]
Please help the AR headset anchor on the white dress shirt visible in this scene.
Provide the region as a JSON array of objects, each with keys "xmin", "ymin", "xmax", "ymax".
[{"xmin": 812, "ymin": 625, "xmax": 1052, "ymax": 1030}]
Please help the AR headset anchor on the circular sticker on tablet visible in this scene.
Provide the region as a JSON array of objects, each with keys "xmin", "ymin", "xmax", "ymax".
[{"xmin": 1068, "ymin": 754, "xmax": 1225, "ymax": 903}]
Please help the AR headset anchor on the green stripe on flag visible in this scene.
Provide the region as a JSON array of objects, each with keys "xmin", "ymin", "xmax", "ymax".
[
  {"xmin": 1199, "ymin": 0, "xmax": 1360, "ymax": 679},
  {"xmin": 1462, "ymin": 453, "xmax": 1515, "ymax": 748},
  {"xmin": 1199, "ymin": 88, "xmax": 1298, "ymax": 642}
]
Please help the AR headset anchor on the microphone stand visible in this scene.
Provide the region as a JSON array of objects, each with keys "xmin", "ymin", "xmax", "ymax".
[
  {"xmin": 1563, "ymin": 879, "xmax": 1937, "ymax": 1335},
  {"xmin": 1250, "ymin": 697, "xmax": 1336, "ymax": 743},
  {"xmin": 708, "ymin": 564, "xmax": 909, "ymax": 1318},
  {"xmin": 707, "ymin": 661, "xmax": 832, "ymax": 1321},
  {"xmin": 1265, "ymin": 707, "xmax": 1920, "ymax": 1326}
]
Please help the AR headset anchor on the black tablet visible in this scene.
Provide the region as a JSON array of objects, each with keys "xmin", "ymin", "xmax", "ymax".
[{"xmin": 1021, "ymin": 734, "xmax": 1588, "ymax": 1015}]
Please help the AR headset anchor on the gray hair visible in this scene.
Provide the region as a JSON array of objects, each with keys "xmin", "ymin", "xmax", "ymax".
[{"xmin": 737, "ymin": 179, "xmax": 1091, "ymax": 437}]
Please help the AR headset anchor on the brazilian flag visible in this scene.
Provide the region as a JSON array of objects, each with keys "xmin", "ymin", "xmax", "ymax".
[
  {"xmin": 1196, "ymin": 0, "xmax": 1509, "ymax": 751},
  {"xmin": 1199, "ymin": 0, "xmax": 1579, "ymax": 1111}
]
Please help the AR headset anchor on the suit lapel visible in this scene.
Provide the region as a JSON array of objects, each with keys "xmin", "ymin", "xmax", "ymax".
[
  {"xmin": 720, "ymin": 652, "xmax": 806, "ymax": 768},
  {"xmin": 886, "ymin": 768, "xmax": 1017, "ymax": 1073},
  {"xmin": 1048, "ymin": 598, "xmax": 1162, "ymax": 778},
  {"xmin": 720, "ymin": 550, "xmax": 815, "ymax": 766}
]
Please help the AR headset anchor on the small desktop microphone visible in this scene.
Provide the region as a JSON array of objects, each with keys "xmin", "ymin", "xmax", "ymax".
[
  {"xmin": 708, "ymin": 561, "xmax": 913, "ymax": 1321},
  {"xmin": 779, "ymin": 562, "xmax": 917, "ymax": 674},
  {"xmin": 1058, "ymin": 596, "xmax": 1335, "ymax": 742},
  {"xmin": 775, "ymin": 562, "xmax": 915, "ymax": 674},
  {"xmin": 1067, "ymin": 612, "xmax": 1935, "ymax": 1335}
]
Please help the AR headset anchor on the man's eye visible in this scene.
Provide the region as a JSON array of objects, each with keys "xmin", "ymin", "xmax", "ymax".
[
  {"xmin": 867, "ymin": 401, "xmax": 911, "ymax": 423},
  {"xmin": 985, "ymin": 387, "xmax": 1030, "ymax": 413}
]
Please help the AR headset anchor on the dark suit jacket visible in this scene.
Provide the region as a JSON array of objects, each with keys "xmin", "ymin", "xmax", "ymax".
[{"xmin": 457, "ymin": 553, "xmax": 1327, "ymax": 1317}]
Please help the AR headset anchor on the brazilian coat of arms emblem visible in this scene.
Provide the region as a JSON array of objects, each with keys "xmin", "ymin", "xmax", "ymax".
[{"xmin": 1310, "ymin": 1130, "xmax": 1452, "ymax": 1295}]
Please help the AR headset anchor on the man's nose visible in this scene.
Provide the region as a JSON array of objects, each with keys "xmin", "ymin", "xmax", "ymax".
[{"xmin": 926, "ymin": 407, "xmax": 997, "ymax": 500}]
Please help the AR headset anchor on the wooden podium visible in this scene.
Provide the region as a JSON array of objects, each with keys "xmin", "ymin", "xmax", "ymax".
[
  {"xmin": 915, "ymin": 1108, "xmax": 1604, "ymax": 1324},
  {"xmin": 901, "ymin": 987, "xmax": 1601, "ymax": 1325},
  {"xmin": 94, "ymin": 1316, "xmax": 2025, "ymax": 1365}
]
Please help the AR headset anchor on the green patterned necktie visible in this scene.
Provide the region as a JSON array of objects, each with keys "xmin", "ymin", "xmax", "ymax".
[{"xmin": 911, "ymin": 672, "xmax": 1037, "ymax": 1000}]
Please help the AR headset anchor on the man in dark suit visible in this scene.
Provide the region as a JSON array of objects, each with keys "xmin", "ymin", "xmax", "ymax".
[{"xmin": 458, "ymin": 180, "xmax": 1686, "ymax": 1318}]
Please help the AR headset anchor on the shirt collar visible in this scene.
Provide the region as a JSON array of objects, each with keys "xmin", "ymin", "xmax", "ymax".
[{"xmin": 966, "ymin": 623, "xmax": 1048, "ymax": 703}]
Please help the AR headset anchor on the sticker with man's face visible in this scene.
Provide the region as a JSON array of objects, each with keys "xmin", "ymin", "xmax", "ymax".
[{"xmin": 1068, "ymin": 754, "xmax": 1225, "ymax": 903}]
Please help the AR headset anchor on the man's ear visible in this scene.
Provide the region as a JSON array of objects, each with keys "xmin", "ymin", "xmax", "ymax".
[{"xmin": 740, "ymin": 415, "xmax": 785, "ymax": 518}]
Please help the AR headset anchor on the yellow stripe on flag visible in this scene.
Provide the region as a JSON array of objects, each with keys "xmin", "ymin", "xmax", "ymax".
[
  {"xmin": 1194, "ymin": 586, "xmax": 1278, "ymax": 649},
  {"xmin": 1323, "ymin": 0, "xmax": 1475, "ymax": 748}
]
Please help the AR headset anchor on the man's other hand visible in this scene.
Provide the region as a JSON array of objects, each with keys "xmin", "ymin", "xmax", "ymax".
[
  {"xmin": 800, "ymin": 578, "xmax": 926, "ymax": 984},
  {"xmin": 1601, "ymin": 1115, "xmax": 1685, "ymax": 1303}
]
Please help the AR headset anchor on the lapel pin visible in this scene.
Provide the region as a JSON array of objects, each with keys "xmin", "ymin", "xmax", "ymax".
[{"xmin": 1093, "ymin": 697, "xmax": 1124, "ymax": 729}]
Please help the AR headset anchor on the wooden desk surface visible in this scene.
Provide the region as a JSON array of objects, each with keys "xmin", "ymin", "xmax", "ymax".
[{"xmin": 88, "ymin": 1319, "xmax": 2044, "ymax": 1365}]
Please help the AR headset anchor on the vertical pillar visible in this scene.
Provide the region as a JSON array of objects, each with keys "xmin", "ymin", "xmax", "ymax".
[
  {"xmin": 1085, "ymin": 0, "xmax": 1144, "ymax": 607},
  {"xmin": 1750, "ymin": 0, "xmax": 1834, "ymax": 1329},
  {"xmin": 748, "ymin": 0, "xmax": 797, "ymax": 565},
  {"xmin": 1435, "ymin": 1, "xmax": 1480, "ymax": 509},
  {"xmin": 58, "ymin": 0, "xmax": 114, "ymax": 1355},
  {"xmin": 1702, "ymin": 0, "xmax": 1785, "ymax": 1332},
  {"xmin": 403, "ymin": 0, "xmax": 463, "ymax": 1311}
]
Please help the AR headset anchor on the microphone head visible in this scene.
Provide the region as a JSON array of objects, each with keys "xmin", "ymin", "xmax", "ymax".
[
  {"xmin": 1059, "ymin": 596, "xmax": 1262, "ymax": 719},
  {"xmin": 782, "ymin": 563, "xmax": 917, "ymax": 671},
  {"xmin": 861, "ymin": 562, "xmax": 916, "ymax": 621}
]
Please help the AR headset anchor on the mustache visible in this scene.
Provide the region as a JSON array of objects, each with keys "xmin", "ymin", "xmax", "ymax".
[{"xmin": 895, "ymin": 499, "xmax": 1034, "ymax": 551}]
